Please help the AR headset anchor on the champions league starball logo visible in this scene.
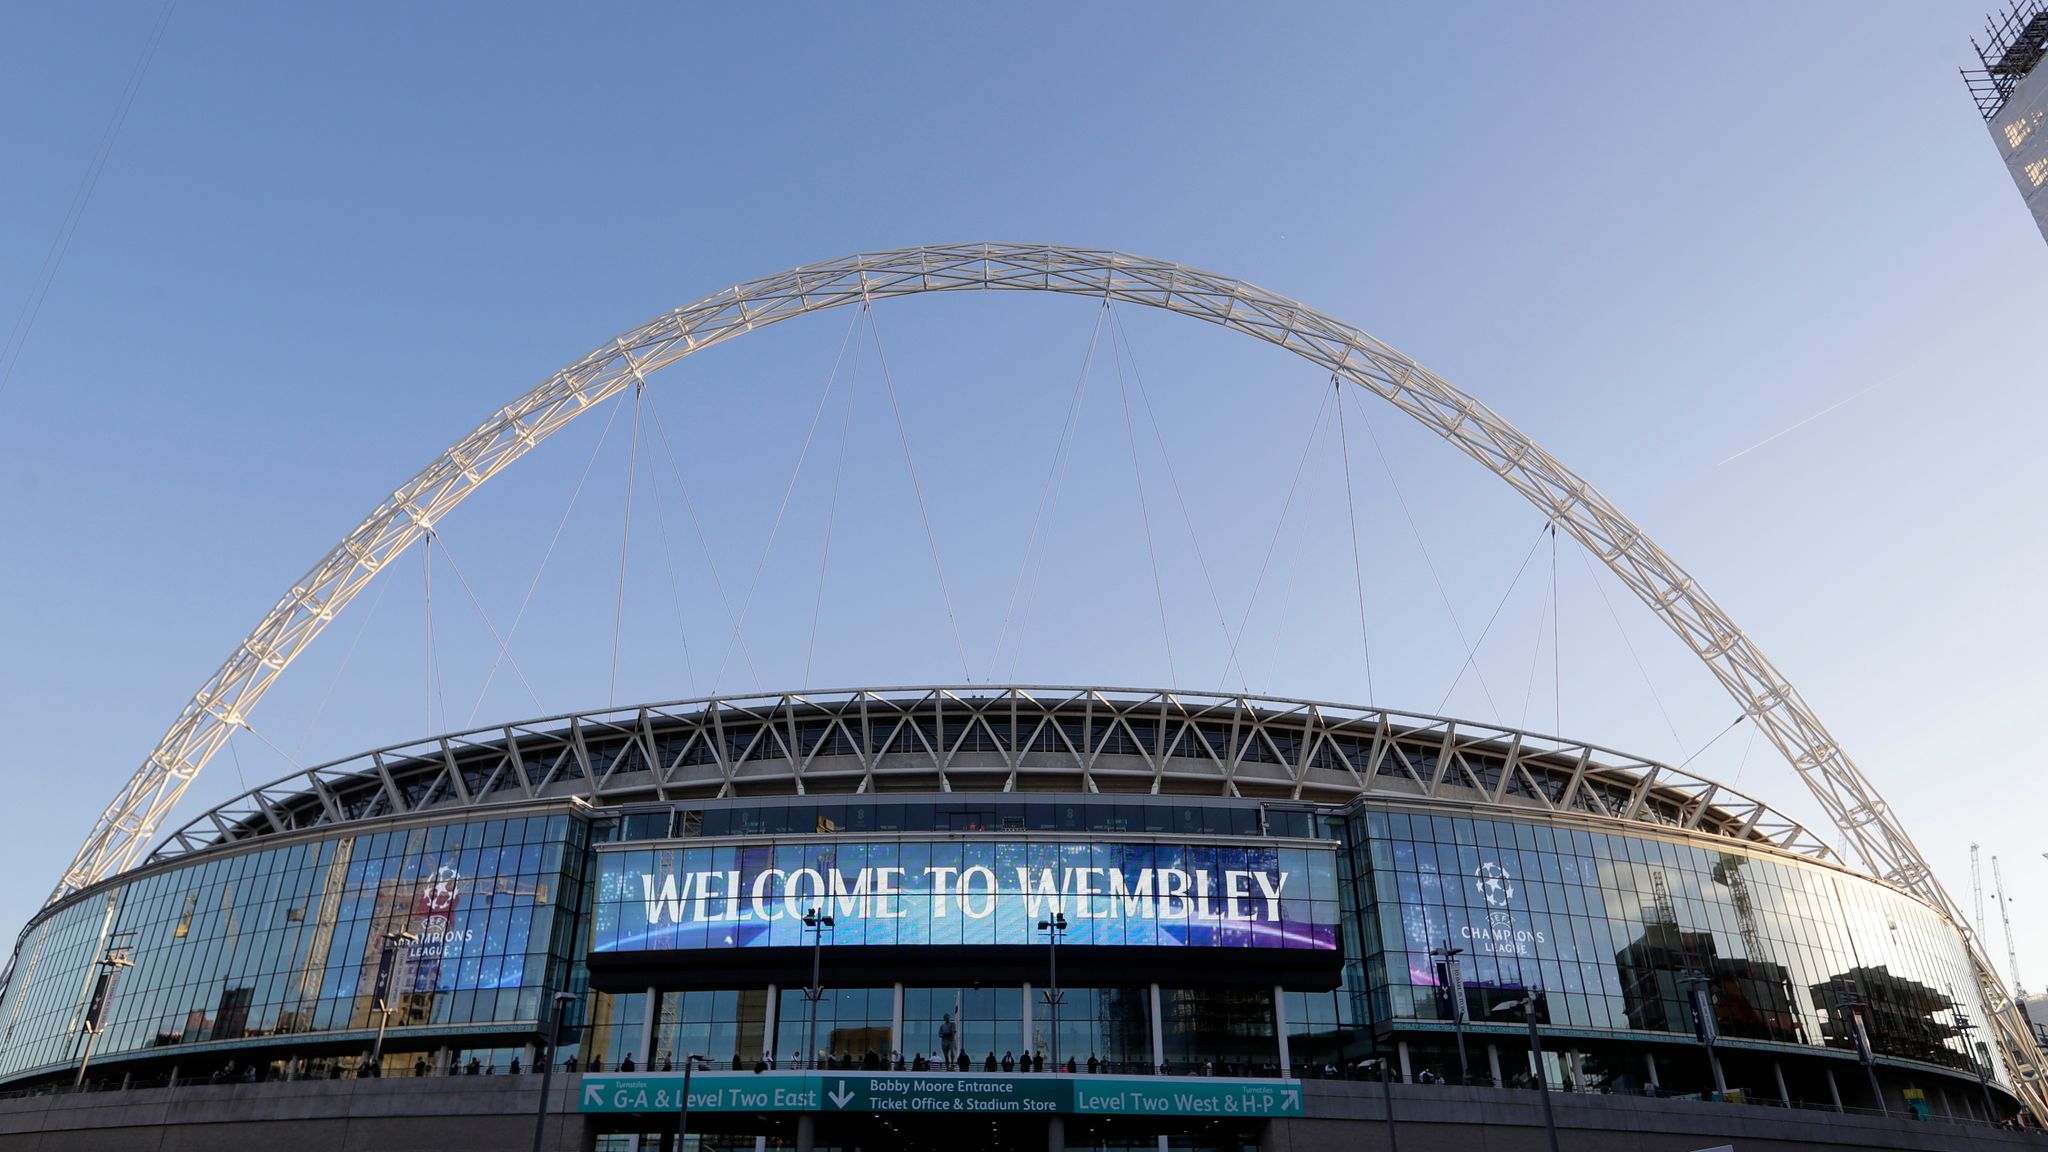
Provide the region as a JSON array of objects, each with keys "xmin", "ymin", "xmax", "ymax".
[
  {"xmin": 1475, "ymin": 861, "xmax": 1515, "ymax": 926},
  {"xmin": 407, "ymin": 866, "xmax": 476, "ymax": 963},
  {"xmin": 1474, "ymin": 862, "xmax": 1514, "ymax": 906},
  {"xmin": 421, "ymin": 866, "xmax": 462, "ymax": 912},
  {"xmin": 1460, "ymin": 861, "xmax": 1545, "ymax": 954}
]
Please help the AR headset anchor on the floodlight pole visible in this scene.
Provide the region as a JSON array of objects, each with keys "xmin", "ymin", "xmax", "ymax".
[
  {"xmin": 803, "ymin": 908, "xmax": 834, "ymax": 1070},
  {"xmin": 1038, "ymin": 912, "xmax": 1068, "ymax": 1071},
  {"xmin": 531, "ymin": 990, "xmax": 578, "ymax": 1152},
  {"xmin": 1431, "ymin": 941, "xmax": 1469, "ymax": 1084}
]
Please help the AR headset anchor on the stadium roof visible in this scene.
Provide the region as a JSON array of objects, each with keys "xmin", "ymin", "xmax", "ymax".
[{"xmin": 146, "ymin": 686, "xmax": 1834, "ymax": 867}]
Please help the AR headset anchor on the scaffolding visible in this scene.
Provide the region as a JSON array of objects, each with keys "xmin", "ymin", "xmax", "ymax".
[{"xmin": 1965, "ymin": 0, "xmax": 2048, "ymax": 120}]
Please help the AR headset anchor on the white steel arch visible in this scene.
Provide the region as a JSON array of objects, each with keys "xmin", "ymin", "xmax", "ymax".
[{"xmin": 51, "ymin": 242, "xmax": 2043, "ymax": 1109}]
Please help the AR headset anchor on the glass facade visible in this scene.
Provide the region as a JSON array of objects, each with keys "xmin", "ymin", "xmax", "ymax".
[
  {"xmin": 0, "ymin": 789, "xmax": 2007, "ymax": 1101},
  {"xmin": 0, "ymin": 813, "xmax": 585, "ymax": 1080},
  {"xmin": 1350, "ymin": 806, "xmax": 2000, "ymax": 1082}
]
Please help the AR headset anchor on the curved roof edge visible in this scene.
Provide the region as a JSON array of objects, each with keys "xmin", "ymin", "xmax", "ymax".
[{"xmin": 148, "ymin": 686, "xmax": 1834, "ymax": 866}]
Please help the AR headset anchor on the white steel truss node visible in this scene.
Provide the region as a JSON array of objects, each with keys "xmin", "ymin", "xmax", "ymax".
[{"xmin": 47, "ymin": 243, "xmax": 2045, "ymax": 1114}]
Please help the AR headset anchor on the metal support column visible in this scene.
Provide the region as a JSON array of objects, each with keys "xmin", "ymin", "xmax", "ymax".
[
  {"xmin": 640, "ymin": 987, "xmax": 659, "ymax": 1067},
  {"xmin": 891, "ymin": 983, "xmax": 905, "ymax": 1068},
  {"xmin": 1023, "ymin": 982, "xmax": 1034, "ymax": 1060},
  {"xmin": 1825, "ymin": 1066, "xmax": 1842, "ymax": 1112},
  {"xmin": 762, "ymin": 984, "xmax": 778, "ymax": 1064},
  {"xmin": 1149, "ymin": 984, "xmax": 1165, "ymax": 1074},
  {"xmin": 1272, "ymin": 986, "xmax": 1290, "ymax": 1077},
  {"xmin": 1487, "ymin": 1044, "xmax": 1502, "ymax": 1087}
]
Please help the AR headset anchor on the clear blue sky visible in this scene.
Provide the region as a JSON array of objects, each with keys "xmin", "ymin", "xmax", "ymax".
[{"xmin": 3, "ymin": 2, "xmax": 2045, "ymax": 991}]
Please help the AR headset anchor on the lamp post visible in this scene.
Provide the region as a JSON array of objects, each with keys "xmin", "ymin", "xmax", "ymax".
[
  {"xmin": 675, "ymin": 1052, "xmax": 710, "ymax": 1147},
  {"xmin": 530, "ymin": 990, "xmax": 578, "ymax": 1152},
  {"xmin": 368, "ymin": 930, "xmax": 419, "ymax": 1076},
  {"xmin": 802, "ymin": 908, "xmax": 834, "ymax": 1070},
  {"xmin": 74, "ymin": 936, "xmax": 135, "ymax": 1088},
  {"xmin": 1430, "ymin": 941, "xmax": 1469, "ymax": 1084},
  {"xmin": 1037, "ymin": 912, "xmax": 1068, "ymax": 1071},
  {"xmin": 1491, "ymin": 991, "xmax": 1560, "ymax": 1152},
  {"xmin": 1679, "ymin": 969, "xmax": 1728, "ymax": 1099},
  {"xmin": 1836, "ymin": 990, "xmax": 1886, "ymax": 1116}
]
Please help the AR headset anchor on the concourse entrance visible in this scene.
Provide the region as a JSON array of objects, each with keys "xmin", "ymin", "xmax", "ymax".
[
  {"xmin": 592, "ymin": 1113, "xmax": 1264, "ymax": 1152},
  {"xmin": 580, "ymin": 1070, "xmax": 1293, "ymax": 1152},
  {"xmin": 811, "ymin": 1113, "xmax": 1262, "ymax": 1151}
]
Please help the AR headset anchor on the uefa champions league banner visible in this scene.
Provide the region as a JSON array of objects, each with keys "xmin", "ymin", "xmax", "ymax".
[{"xmin": 591, "ymin": 840, "xmax": 1340, "ymax": 952}]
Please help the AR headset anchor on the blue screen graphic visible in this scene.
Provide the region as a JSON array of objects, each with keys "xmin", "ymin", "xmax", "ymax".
[{"xmin": 591, "ymin": 840, "xmax": 1339, "ymax": 953}]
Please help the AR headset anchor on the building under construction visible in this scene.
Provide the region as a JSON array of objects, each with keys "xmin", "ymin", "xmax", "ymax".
[{"xmin": 1967, "ymin": 1, "xmax": 2048, "ymax": 243}]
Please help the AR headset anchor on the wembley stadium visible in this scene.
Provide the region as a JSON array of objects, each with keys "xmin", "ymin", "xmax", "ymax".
[{"xmin": 1, "ymin": 246, "xmax": 2041, "ymax": 1152}]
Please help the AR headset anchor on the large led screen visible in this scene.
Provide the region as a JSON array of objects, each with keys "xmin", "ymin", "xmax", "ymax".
[{"xmin": 591, "ymin": 840, "xmax": 1339, "ymax": 953}]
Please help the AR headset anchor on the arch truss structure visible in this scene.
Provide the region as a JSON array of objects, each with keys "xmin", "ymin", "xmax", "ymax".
[
  {"xmin": 51, "ymin": 243, "xmax": 2044, "ymax": 1111},
  {"xmin": 143, "ymin": 686, "xmax": 1834, "ymax": 865}
]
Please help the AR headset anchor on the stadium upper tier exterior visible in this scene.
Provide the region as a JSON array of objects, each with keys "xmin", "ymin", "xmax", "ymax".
[{"xmin": 0, "ymin": 685, "xmax": 2023, "ymax": 1146}]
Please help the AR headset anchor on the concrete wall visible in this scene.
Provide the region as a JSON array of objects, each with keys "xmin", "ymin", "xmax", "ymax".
[
  {"xmin": 0, "ymin": 1076, "xmax": 587, "ymax": 1152},
  {"xmin": 1272, "ymin": 1081, "xmax": 2044, "ymax": 1152},
  {"xmin": 0, "ymin": 1075, "xmax": 2039, "ymax": 1151}
]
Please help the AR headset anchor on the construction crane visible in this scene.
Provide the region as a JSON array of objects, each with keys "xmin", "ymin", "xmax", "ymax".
[
  {"xmin": 1973, "ymin": 843, "xmax": 1987, "ymax": 942},
  {"xmin": 1994, "ymin": 856, "xmax": 2027, "ymax": 998}
]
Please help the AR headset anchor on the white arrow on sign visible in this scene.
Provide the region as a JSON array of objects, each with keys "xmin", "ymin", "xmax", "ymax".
[
  {"xmin": 1281, "ymin": 1089, "xmax": 1299, "ymax": 1108},
  {"xmin": 828, "ymin": 1080, "xmax": 855, "ymax": 1109},
  {"xmin": 583, "ymin": 1083, "xmax": 604, "ymax": 1107}
]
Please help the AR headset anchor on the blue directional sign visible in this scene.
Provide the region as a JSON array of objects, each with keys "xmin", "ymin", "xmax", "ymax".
[{"xmin": 577, "ymin": 1071, "xmax": 1304, "ymax": 1118}]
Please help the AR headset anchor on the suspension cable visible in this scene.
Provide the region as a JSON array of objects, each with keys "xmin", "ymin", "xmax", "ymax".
[
  {"xmin": 708, "ymin": 314, "xmax": 857, "ymax": 689},
  {"xmin": 646, "ymin": 394, "xmax": 763, "ymax": 692},
  {"xmin": 863, "ymin": 301, "xmax": 971, "ymax": 682},
  {"xmin": 1111, "ymin": 309, "xmax": 1179, "ymax": 687},
  {"xmin": 1112, "ymin": 306, "xmax": 1246, "ymax": 691},
  {"xmin": 421, "ymin": 532, "xmax": 446, "ymax": 729},
  {"xmin": 225, "ymin": 734, "xmax": 250, "ymax": 794},
  {"xmin": 806, "ymin": 317, "xmax": 863, "ymax": 687},
  {"xmin": 609, "ymin": 383, "xmax": 643, "ymax": 707},
  {"xmin": 1519, "ymin": 530, "xmax": 1555, "ymax": 731},
  {"xmin": 1330, "ymin": 376, "xmax": 1378, "ymax": 704},
  {"xmin": 1551, "ymin": 521, "xmax": 1561, "ymax": 734},
  {"xmin": 295, "ymin": 562, "xmax": 393, "ymax": 758},
  {"xmin": 1435, "ymin": 519, "xmax": 1549, "ymax": 717},
  {"xmin": 992, "ymin": 301, "xmax": 1104, "ymax": 683},
  {"xmin": 1260, "ymin": 421, "xmax": 1329, "ymax": 694},
  {"xmin": 1221, "ymin": 389, "xmax": 1334, "ymax": 687},
  {"xmin": 646, "ymin": 444, "xmax": 699, "ymax": 699},
  {"xmin": 1732, "ymin": 719, "xmax": 1759, "ymax": 786},
  {"xmin": 430, "ymin": 529, "xmax": 544, "ymax": 715},
  {"xmin": 1674, "ymin": 713, "xmax": 1748, "ymax": 772},
  {"xmin": 235, "ymin": 718, "xmax": 304, "ymax": 774},
  {"xmin": 1570, "ymin": 542, "xmax": 1685, "ymax": 757},
  {"xmin": 1345, "ymin": 388, "xmax": 1504, "ymax": 718},
  {"xmin": 0, "ymin": 0, "xmax": 176, "ymax": 407},
  {"xmin": 466, "ymin": 392, "xmax": 626, "ymax": 725}
]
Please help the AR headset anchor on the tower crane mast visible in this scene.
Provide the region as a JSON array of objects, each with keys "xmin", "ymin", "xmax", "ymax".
[
  {"xmin": 1994, "ymin": 855, "xmax": 2027, "ymax": 998},
  {"xmin": 1973, "ymin": 843, "xmax": 1987, "ymax": 941}
]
